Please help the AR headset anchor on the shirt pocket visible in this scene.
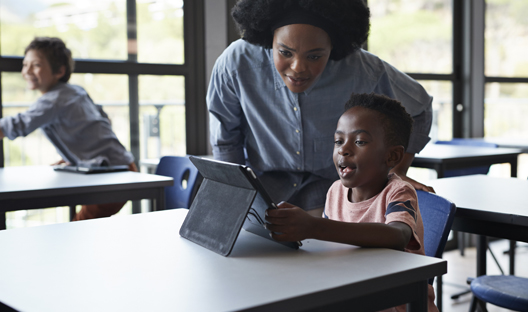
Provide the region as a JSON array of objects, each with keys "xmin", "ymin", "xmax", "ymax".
[{"xmin": 313, "ymin": 135, "xmax": 337, "ymax": 180}]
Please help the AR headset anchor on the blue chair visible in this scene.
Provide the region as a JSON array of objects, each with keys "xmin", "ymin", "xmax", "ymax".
[
  {"xmin": 435, "ymin": 138, "xmax": 498, "ymax": 177},
  {"xmin": 155, "ymin": 156, "xmax": 202, "ymax": 209},
  {"xmin": 470, "ymin": 275, "xmax": 528, "ymax": 311},
  {"xmin": 417, "ymin": 190, "xmax": 457, "ymax": 312}
]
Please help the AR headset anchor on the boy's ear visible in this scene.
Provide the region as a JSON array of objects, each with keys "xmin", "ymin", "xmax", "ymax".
[
  {"xmin": 386, "ymin": 145, "xmax": 405, "ymax": 168},
  {"xmin": 54, "ymin": 65, "xmax": 66, "ymax": 80}
]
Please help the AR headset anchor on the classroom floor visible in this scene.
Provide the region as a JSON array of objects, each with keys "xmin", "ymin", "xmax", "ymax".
[{"xmin": 438, "ymin": 238, "xmax": 528, "ymax": 312}]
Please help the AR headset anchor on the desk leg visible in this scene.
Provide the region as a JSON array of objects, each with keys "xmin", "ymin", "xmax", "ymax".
[
  {"xmin": 475, "ymin": 235, "xmax": 487, "ymax": 311},
  {"xmin": 152, "ymin": 188, "xmax": 166, "ymax": 211},
  {"xmin": 1, "ymin": 213, "xmax": 5, "ymax": 230},
  {"xmin": 407, "ymin": 280, "xmax": 428, "ymax": 312},
  {"xmin": 435, "ymin": 165, "xmax": 444, "ymax": 178},
  {"xmin": 477, "ymin": 235, "xmax": 487, "ymax": 276},
  {"xmin": 508, "ymin": 158, "xmax": 517, "ymax": 275}
]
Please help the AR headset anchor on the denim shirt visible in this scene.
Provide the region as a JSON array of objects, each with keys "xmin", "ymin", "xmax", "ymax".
[
  {"xmin": 207, "ymin": 39, "xmax": 432, "ymax": 209},
  {"xmin": 0, "ymin": 82, "xmax": 134, "ymax": 166}
]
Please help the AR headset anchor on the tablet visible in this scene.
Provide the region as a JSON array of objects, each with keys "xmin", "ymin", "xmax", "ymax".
[
  {"xmin": 179, "ymin": 156, "xmax": 300, "ymax": 256},
  {"xmin": 53, "ymin": 164, "xmax": 129, "ymax": 174}
]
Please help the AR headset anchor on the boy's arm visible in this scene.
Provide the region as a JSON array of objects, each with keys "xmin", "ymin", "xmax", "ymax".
[
  {"xmin": 265, "ymin": 203, "xmax": 412, "ymax": 251},
  {"xmin": 0, "ymin": 127, "xmax": 4, "ymax": 139}
]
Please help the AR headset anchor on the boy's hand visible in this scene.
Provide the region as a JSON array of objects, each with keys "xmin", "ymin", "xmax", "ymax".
[{"xmin": 265, "ymin": 202, "xmax": 315, "ymax": 242}]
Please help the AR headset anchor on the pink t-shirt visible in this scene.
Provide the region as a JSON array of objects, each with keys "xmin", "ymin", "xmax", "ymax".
[{"xmin": 324, "ymin": 174, "xmax": 438, "ymax": 312}]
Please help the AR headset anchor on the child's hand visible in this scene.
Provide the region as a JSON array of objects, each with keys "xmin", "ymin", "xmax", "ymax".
[{"xmin": 265, "ymin": 201, "xmax": 315, "ymax": 242}]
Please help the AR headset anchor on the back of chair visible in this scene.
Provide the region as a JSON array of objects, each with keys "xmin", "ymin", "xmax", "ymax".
[
  {"xmin": 435, "ymin": 139, "xmax": 498, "ymax": 177},
  {"xmin": 155, "ymin": 156, "xmax": 201, "ymax": 209},
  {"xmin": 417, "ymin": 190, "xmax": 457, "ymax": 259}
]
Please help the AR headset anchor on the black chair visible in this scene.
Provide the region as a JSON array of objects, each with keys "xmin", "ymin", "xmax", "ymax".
[
  {"xmin": 155, "ymin": 156, "xmax": 202, "ymax": 209},
  {"xmin": 417, "ymin": 190, "xmax": 457, "ymax": 312}
]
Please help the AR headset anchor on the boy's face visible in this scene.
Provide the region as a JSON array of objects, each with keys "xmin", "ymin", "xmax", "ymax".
[
  {"xmin": 333, "ymin": 106, "xmax": 393, "ymax": 193},
  {"xmin": 22, "ymin": 49, "xmax": 64, "ymax": 94}
]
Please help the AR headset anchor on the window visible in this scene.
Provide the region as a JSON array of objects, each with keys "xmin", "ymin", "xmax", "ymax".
[
  {"xmin": 0, "ymin": 0, "xmax": 206, "ymax": 228},
  {"xmin": 368, "ymin": 0, "xmax": 454, "ymax": 142},
  {"xmin": 484, "ymin": 0, "xmax": 528, "ymax": 179}
]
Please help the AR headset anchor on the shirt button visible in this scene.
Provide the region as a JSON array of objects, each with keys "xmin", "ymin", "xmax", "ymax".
[
  {"xmin": 296, "ymin": 151, "xmax": 300, "ymax": 155},
  {"xmin": 297, "ymin": 167, "xmax": 301, "ymax": 170},
  {"xmin": 293, "ymin": 107, "xmax": 298, "ymax": 111},
  {"xmin": 293, "ymin": 183, "xmax": 297, "ymax": 187},
  {"xmin": 295, "ymin": 129, "xmax": 300, "ymax": 133}
]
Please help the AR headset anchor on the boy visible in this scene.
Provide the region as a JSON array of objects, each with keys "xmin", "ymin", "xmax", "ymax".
[
  {"xmin": 265, "ymin": 93, "xmax": 438, "ymax": 312},
  {"xmin": 0, "ymin": 37, "xmax": 136, "ymax": 221}
]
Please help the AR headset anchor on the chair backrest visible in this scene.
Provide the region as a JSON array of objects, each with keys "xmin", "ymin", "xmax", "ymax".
[
  {"xmin": 435, "ymin": 139, "xmax": 499, "ymax": 177},
  {"xmin": 417, "ymin": 190, "xmax": 457, "ymax": 259},
  {"xmin": 155, "ymin": 156, "xmax": 201, "ymax": 209}
]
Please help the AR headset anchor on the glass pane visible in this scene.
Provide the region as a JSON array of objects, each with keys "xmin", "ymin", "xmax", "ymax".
[
  {"xmin": 485, "ymin": 1, "xmax": 528, "ymax": 77},
  {"xmin": 0, "ymin": 0, "xmax": 127, "ymax": 60},
  {"xmin": 418, "ymin": 80, "xmax": 453, "ymax": 142},
  {"xmin": 138, "ymin": 75, "xmax": 185, "ymax": 165},
  {"xmin": 408, "ymin": 80, "xmax": 452, "ymax": 182},
  {"xmin": 368, "ymin": 0, "xmax": 453, "ymax": 74},
  {"xmin": 485, "ymin": 83, "xmax": 528, "ymax": 178},
  {"xmin": 485, "ymin": 83, "xmax": 528, "ymax": 138},
  {"xmin": 137, "ymin": 0, "xmax": 184, "ymax": 64}
]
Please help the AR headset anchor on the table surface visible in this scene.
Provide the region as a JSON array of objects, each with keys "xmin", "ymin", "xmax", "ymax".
[
  {"xmin": 0, "ymin": 166, "xmax": 173, "ymax": 209},
  {"xmin": 414, "ymin": 144, "xmax": 522, "ymax": 161},
  {"xmin": 427, "ymin": 175, "xmax": 528, "ymax": 242},
  {"xmin": 473, "ymin": 137, "xmax": 528, "ymax": 153},
  {"xmin": 0, "ymin": 209, "xmax": 446, "ymax": 312}
]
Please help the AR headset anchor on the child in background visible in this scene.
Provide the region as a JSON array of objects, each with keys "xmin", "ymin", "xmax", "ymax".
[
  {"xmin": 0, "ymin": 37, "xmax": 136, "ymax": 221},
  {"xmin": 265, "ymin": 93, "xmax": 438, "ymax": 312}
]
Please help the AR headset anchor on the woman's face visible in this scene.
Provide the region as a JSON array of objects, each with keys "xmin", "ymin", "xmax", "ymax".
[{"xmin": 273, "ymin": 24, "xmax": 332, "ymax": 93}]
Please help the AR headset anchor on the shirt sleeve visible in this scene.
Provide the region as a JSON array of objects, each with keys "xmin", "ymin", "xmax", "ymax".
[
  {"xmin": 384, "ymin": 185, "xmax": 422, "ymax": 251},
  {"xmin": 406, "ymin": 104, "xmax": 433, "ymax": 154},
  {"xmin": 0, "ymin": 98, "xmax": 59, "ymax": 140},
  {"xmin": 373, "ymin": 61, "xmax": 433, "ymax": 154},
  {"xmin": 207, "ymin": 59, "xmax": 246, "ymax": 164}
]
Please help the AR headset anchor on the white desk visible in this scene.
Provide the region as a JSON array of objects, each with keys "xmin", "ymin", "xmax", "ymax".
[
  {"xmin": 0, "ymin": 166, "xmax": 173, "ymax": 230},
  {"xmin": 0, "ymin": 209, "xmax": 446, "ymax": 312},
  {"xmin": 471, "ymin": 137, "xmax": 528, "ymax": 153},
  {"xmin": 427, "ymin": 175, "xmax": 528, "ymax": 276}
]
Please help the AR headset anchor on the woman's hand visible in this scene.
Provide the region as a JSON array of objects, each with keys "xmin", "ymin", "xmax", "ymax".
[
  {"xmin": 265, "ymin": 202, "xmax": 316, "ymax": 242},
  {"xmin": 391, "ymin": 152, "xmax": 435, "ymax": 193},
  {"xmin": 399, "ymin": 174, "xmax": 435, "ymax": 193}
]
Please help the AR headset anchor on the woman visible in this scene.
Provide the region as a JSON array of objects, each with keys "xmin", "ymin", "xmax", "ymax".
[{"xmin": 207, "ymin": 0, "xmax": 434, "ymax": 216}]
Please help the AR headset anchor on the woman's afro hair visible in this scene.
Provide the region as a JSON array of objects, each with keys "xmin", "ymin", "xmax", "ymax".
[{"xmin": 231, "ymin": 0, "xmax": 370, "ymax": 60}]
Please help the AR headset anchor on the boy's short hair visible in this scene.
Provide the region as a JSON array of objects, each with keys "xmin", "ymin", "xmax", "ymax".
[
  {"xmin": 25, "ymin": 37, "xmax": 74, "ymax": 83},
  {"xmin": 344, "ymin": 93, "xmax": 414, "ymax": 150}
]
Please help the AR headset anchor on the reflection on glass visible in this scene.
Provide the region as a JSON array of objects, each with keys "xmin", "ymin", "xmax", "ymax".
[
  {"xmin": 485, "ymin": 1, "xmax": 528, "ymax": 77},
  {"xmin": 137, "ymin": 0, "xmax": 184, "ymax": 64},
  {"xmin": 368, "ymin": 0, "xmax": 452, "ymax": 74},
  {"xmin": 485, "ymin": 83, "xmax": 528, "ymax": 138},
  {"xmin": 417, "ymin": 80, "xmax": 453, "ymax": 141},
  {"xmin": 138, "ymin": 75, "xmax": 185, "ymax": 160},
  {"xmin": 0, "ymin": 0, "xmax": 127, "ymax": 59}
]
